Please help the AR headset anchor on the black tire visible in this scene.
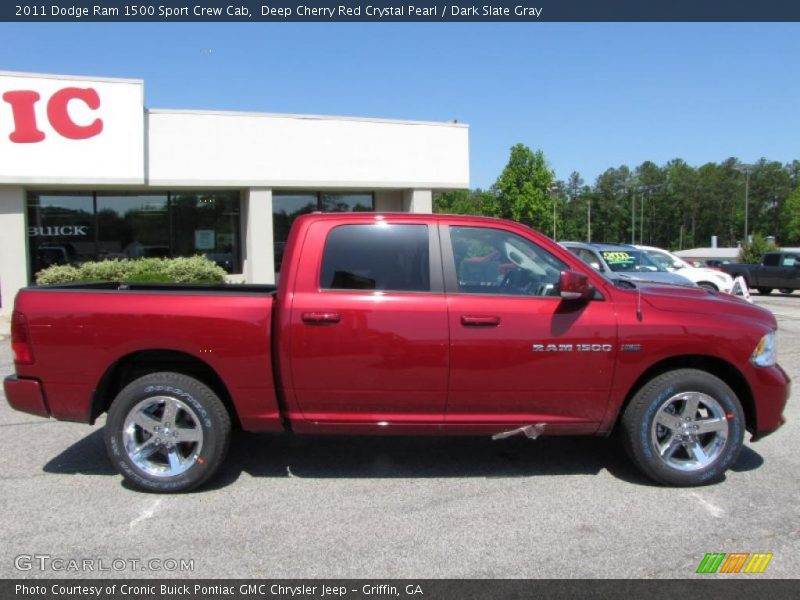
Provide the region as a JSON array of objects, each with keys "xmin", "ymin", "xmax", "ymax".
[
  {"xmin": 779, "ymin": 289, "xmax": 793, "ymax": 295},
  {"xmin": 697, "ymin": 282, "xmax": 718, "ymax": 291},
  {"xmin": 621, "ymin": 369, "xmax": 744, "ymax": 486},
  {"xmin": 757, "ymin": 287, "xmax": 773, "ymax": 295},
  {"xmin": 105, "ymin": 372, "xmax": 231, "ymax": 493}
]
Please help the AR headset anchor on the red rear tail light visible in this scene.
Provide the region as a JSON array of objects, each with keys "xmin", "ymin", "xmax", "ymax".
[{"xmin": 11, "ymin": 311, "xmax": 34, "ymax": 365}]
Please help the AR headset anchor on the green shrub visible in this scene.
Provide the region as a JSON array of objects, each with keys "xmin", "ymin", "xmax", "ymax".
[
  {"xmin": 36, "ymin": 256, "xmax": 227, "ymax": 285},
  {"xmin": 738, "ymin": 233, "xmax": 777, "ymax": 264}
]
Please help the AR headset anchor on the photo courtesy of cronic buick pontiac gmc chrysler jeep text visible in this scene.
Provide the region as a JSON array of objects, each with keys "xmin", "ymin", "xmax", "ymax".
[{"xmin": 4, "ymin": 214, "xmax": 789, "ymax": 492}]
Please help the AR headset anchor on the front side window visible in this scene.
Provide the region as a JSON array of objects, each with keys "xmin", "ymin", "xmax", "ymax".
[
  {"xmin": 321, "ymin": 224, "xmax": 430, "ymax": 292},
  {"xmin": 450, "ymin": 226, "xmax": 566, "ymax": 296}
]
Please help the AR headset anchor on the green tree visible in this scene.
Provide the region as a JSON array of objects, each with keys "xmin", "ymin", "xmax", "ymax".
[
  {"xmin": 592, "ymin": 166, "xmax": 633, "ymax": 243},
  {"xmin": 434, "ymin": 188, "xmax": 498, "ymax": 216},
  {"xmin": 738, "ymin": 233, "xmax": 775, "ymax": 264},
  {"xmin": 783, "ymin": 186, "xmax": 800, "ymax": 245},
  {"xmin": 493, "ymin": 144, "xmax": 554, "ymax": 231}
]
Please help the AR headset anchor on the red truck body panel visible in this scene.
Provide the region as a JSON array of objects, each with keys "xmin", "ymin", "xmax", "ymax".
[
  {"xmin": 10, "ymin": 289, "xmax": 281, "ymax": 431},
  {"xmin": 5, "ymin": 213, "xmax": 789, "ymax": 442}
]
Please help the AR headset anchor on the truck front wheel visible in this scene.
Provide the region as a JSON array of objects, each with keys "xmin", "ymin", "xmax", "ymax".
[
  {"xmin": 621, "ymin": 369, "xmax": 744, "ymax": 486},
  {"xmin": 104, "ymin": 372, "xmax": 231, "ymax": 493}
]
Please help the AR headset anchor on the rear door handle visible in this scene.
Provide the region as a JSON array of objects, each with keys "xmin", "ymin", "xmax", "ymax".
[
  {"xmin": 461, "ymin": 315, "xmax": 501, "ymax": 327},
  {"xmin": 302, "ymin": 312, "xmax": 341, "ymax": 324}
]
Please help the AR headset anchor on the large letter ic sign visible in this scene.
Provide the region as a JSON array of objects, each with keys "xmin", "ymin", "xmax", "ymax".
[{"xmin": 2, "ymin": 87, "xmax": 103, "ymax": 143}]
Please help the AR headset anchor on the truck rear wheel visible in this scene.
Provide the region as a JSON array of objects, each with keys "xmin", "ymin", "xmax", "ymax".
[
  {"xmin": 757, "ymin": 287, "xmax": 773, "ymax": 295},
  {"xmin": 104, "ymin": 372, "xmax": 231, "ymax": 493},
  {"xmin": 779, "ymin": 288, "xmax": 793, "ymax": 295},
  {"xmin": 621, "ymin": 369, "xmax": 744, "ymax": 486}
]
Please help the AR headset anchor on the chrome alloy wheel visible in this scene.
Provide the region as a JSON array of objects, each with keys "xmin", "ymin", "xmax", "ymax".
[
  {"xmin": 650, "ymin": 392, "xmax": 729, "ymax": 472},
  {"xmin": 122, "ymin": 396, "xmax": 204, "ymax": 478}
]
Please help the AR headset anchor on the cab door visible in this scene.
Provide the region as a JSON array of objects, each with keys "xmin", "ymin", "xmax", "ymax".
[
  {"xmin": 286, "ymin": 217, "xmax": 449, "ymax": 431},
  {"xmin": 441, "ymin": 222, "xmax": 618, "ymax": 434}
]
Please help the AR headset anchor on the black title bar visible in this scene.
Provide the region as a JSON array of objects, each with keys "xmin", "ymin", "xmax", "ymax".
[
  {"xmin": 3, "ymin": 1, "xmax": 800, "ymax": 22},
  {"xmin": 4, "ymin": 579, "xmax": 800, "ymax": 600}
]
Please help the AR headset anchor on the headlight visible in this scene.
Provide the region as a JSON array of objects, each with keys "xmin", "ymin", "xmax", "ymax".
[{"xmin": 751, "ymin": 331, "xmax": 777, "ymax": 367}]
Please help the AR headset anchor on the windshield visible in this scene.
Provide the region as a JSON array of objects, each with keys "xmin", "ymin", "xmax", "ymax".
[
  {"xmin": 646, "ymin": 249, "xmax": 689, "ymax": 271},
  {"xmin": 601, "ymin": 250, "xmax": 665, "ymax": 273}
]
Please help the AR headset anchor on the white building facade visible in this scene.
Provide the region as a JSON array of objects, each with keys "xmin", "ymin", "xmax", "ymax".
[{"xmin": 0, "ymin": 71, "xmax": 470, "ymax": 315}]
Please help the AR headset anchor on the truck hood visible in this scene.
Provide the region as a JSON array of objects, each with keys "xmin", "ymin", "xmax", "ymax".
[{"xmin": 637, "ymin": 282, "xmax": 777, "ymax": 329}]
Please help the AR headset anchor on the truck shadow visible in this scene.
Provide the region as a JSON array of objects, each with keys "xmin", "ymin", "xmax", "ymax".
[{"xmin": 42, "ymin": 428, "xmax": 764, "ymax": 490}]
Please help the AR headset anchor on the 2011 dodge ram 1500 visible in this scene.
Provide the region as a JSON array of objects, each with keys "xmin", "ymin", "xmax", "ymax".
[{"xmin": 4, "ymin": 213, "xmax": 790, "ymax": 491}]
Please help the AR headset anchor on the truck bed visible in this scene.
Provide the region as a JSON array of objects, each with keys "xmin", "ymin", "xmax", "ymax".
[{"xmin": 11, "ymin": 282, "xmax": 281, "ymax": 431}]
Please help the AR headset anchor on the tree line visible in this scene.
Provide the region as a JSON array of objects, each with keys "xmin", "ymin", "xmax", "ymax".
[{"xmin": 434, "ymin": 144, "xmax": 800, "ymax": 251}]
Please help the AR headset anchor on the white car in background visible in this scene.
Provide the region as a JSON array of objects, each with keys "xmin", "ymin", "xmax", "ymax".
[{"xmin": 635, "ymin": 245, "xmax": 735, "ymax": 293}]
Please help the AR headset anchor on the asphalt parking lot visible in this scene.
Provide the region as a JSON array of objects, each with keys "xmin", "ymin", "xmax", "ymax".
[{"xmin": 1, "ymin": 294, "xmax": 798, "ymax": 579}]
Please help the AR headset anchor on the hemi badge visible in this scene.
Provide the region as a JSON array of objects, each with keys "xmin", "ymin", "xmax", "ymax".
[{"xmin": 621, "ymin": 344, "xmax": 642, "ymax": 352}]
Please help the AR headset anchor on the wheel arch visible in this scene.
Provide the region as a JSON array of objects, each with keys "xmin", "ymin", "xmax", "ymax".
[
  {"xmin": 612, "ymin": 355, "xmax": 756, "ymax": 434},
  {"xmin": 90, "ymin": 350, "xmax": 239, "ymax": 427}
]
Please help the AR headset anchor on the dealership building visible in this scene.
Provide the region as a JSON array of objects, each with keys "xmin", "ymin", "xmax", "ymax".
[{"xmin": 0, "ymin": 70, "xmax": 470, "ymax": 316}]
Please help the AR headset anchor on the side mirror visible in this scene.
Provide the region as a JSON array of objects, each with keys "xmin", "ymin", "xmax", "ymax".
[{"xmin": 559, "ymin": 270, "xmax": 592, "ymax": 300}]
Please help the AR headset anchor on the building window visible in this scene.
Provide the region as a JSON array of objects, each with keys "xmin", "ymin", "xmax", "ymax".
[
  {"xmin": 97, "ymin": 194, "xmax": 170, "ymax": 259},
  {"xmin": 26, "ymin": 191, "xmax": 242, "ymax": 279},
  {"xmin": 273, "ymin": 192, "xmax": 374, "ymax": 272},
  {"xmin": 27, "ymin": 194, "xmax": 95, "ymax": 277},
  {"xmin": 171, "ymin": 192, "xmax": 241, "ymax": 274}
]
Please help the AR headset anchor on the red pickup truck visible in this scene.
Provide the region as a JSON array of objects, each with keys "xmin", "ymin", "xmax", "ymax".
[{"xmin": 4, "ymin": 213, "xmax": 790, "ymax": 492}]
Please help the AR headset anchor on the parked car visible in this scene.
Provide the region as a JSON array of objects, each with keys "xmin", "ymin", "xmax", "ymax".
[
  {"xmin": 5, "ymin": 214, "xmax": 788, "ymax": 492},
  {"xmin": 635, "ymin": 245, "xmax": 734, "ymax": 293},
  {"xmin": 560, "ymin": 242, "xmax": 696, "ymax": 287},
  {"xmin": 705, "ymin": 259, "xmax": 734, "ymax": 270},
  {"xmin": 719, "ymin": 252, "xmax": 800, "ymax": 295}
]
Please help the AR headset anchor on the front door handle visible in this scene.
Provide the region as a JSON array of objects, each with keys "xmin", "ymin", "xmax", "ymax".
[
  {"xmin": 302, "ymin": 312, "xmax": 341, "ymax": 324},
  {"xmin": 461, "ymin": 315, "xmax": 501, "ymax": 327}
]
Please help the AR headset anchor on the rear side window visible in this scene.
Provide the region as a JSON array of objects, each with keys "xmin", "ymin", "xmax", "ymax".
[
  {"xmin": 320, "ymin": 224, "xmax": 430, "ymax": 292},
  {"xmin": 763, "ymin": 254, "xmax": 779, "ymax": 266}
]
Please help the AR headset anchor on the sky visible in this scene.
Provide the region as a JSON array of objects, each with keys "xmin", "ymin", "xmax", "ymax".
[{"xmin": 1, "ymin": 22, "xmax": 797, "ymax": 189}]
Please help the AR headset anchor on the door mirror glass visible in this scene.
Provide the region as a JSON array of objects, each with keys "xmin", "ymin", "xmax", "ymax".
[{"xmin": 559, "ymin": 270, "xmax": 592, "ymax": 300}]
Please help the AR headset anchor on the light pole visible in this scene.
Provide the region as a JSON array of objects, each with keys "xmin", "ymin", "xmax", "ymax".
[
  {"xmin": 587, "ymin": 195, "xmax": 592, "ymax": 242},
  {"xmin": 549, "ymin": 182, "xmax": 559, "ymax": 241},
  {"xmin": 734, "ymin": 163, "xmax": 754, "ymax": 244}
]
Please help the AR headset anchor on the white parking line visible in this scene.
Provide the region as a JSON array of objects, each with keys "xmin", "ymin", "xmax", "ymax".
[
  {"xmin": 689, "ymin": 492, "xmax": 725, "ymax": 518},
  {"xmin": 128, "ymin": 498, "xmax": 163, "ymax": 532}
]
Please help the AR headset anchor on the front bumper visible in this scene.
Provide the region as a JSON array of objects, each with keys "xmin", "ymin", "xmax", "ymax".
[
  {"xmin": 749, "ymin": 364, "xmax": 790, "ymax": 441},
  {"xmin": 3, "ymin": 375, "xmax": 50, "ymax": 418}
]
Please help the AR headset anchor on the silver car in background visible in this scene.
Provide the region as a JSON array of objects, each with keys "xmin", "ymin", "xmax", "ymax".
[{"xmin": 560, "ymin": 242, "xmax": 696, "ymax": 287}]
